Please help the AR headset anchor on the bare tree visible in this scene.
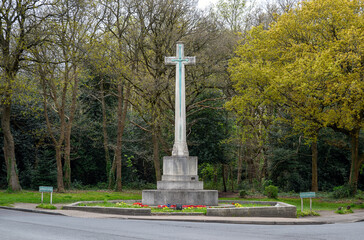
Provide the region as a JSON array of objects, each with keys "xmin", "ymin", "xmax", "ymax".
[
  {"xmin": 0, "ymin": 0, "xmax": 55, "ymax": 191},
  {"xmin": 33, "ymin": 0, "xmax": 98, "ymax": 191}
]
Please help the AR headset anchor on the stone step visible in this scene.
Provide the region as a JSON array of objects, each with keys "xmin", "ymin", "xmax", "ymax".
[
  {"xmin": 157, "ymin": 180, "xmax": 203, "ymax": 190},
  {"xmin": 161, "ymin": 175, "xmax": 199, "ymax": 181},
  {"xmin": 142, "ymin": 189, "xmax": 218, "ymax": 206}
]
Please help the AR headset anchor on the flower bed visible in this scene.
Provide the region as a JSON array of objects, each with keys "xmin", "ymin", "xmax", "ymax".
[
  {"xmin": 77, "ymin": 201, "xmax": 206, "ymax": 212},
  {"xmin": 64, "ymin": 200, "xmax": 296, "ymax": 217},
  {"xmin": 153, "ymin": 204, "xmax": 207, "ymax": 213},
  {"xmin": 231, "ymin": 203, "xmax": 271, "ymax": 208},
  {"xmin": 78, "ymin": 201, "xmax": 149, "ymax": 208}
]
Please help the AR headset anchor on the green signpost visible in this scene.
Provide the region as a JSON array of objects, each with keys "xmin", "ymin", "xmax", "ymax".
[
  {"xmin": 300, "ymin": 192, "xmax": 316, "ymax": 212},
  {"xmin": 39, "ymin": 186, "xmax": 53, "ymax": 204}
]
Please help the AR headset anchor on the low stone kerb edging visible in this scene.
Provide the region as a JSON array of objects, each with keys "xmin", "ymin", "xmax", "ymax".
[
  {"xmin": 63, "ymin": 200, "xmax": 296, "ymax": 218},
  {"xmin": 63, "ymin": 201, "xmax": 151, "ymax": 216},
  {"xmin": 206, "ymin": 200, "xmax": 297, "ymax": 218}
]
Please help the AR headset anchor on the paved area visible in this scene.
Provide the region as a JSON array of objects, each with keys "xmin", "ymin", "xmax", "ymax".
[{"xmin": 1, "ymin": 203, "xmax": 364, "ymax": 225}]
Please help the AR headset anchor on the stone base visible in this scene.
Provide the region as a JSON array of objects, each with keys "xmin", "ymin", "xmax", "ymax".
[
  {"xmin": 162, "ymin": 156, "xmax": 198, "ymax": 176},
  {"xmin": 142, "ymin": 190, "xmax": 218, "ymax": 206}
]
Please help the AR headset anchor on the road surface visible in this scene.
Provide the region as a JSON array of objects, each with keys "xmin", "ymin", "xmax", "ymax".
[{"xmin": 0, "ymin": 209, "xmax": 363, "ymax": 240}]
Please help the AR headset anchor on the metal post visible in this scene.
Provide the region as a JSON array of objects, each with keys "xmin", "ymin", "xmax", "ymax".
[
  {"xmin": 41, "ymin": 192, "xmax": 43, "ymax": 204},
  {"xmin": 310, "ymin": 198, "xmax": 312, "ymax": 212},
  {"xmin": 301, "ymin": 198, "xmax": 303, "ymax": 212},
  {"xmin": 50, "ymin": 192, "xmax": 53, "ymax": 205}
]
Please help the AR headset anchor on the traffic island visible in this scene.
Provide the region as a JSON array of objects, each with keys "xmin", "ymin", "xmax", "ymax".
[
  {"xmin": 63, "ymin": 200, "xmax": 296, "ymax": 218},
  {"xmin": 207, "ymin": 200, "xmax": 297, "ymax": 218}
]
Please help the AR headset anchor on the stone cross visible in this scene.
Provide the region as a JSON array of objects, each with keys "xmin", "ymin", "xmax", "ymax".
[{"xmin": 165, "ymin": 43, "xmax": 196, "ymax": 156}]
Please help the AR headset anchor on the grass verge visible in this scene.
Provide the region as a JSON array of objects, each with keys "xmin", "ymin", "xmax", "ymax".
[
  {"xmin": 0, "ymin": 190, "xmax": 142, "ymax": 206},
  {"xmin": 220, "ymin": 197, "xmax": 363, "ymax": 211}
]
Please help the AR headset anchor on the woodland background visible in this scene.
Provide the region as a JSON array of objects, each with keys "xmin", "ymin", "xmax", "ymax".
[{"xmin": 0, "ymin": 0, "xmax": 363, "ymax": 194}]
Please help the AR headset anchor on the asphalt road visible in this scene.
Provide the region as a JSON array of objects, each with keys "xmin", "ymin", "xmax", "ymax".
[{"xmin": 1, "ymin": 209, "xmax": 364, "ymax": 240}]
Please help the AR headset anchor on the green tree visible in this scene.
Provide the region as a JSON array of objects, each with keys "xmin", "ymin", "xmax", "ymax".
[
  {"xmin": 34, "ymin": 0, "xmax": 97, "ymax": 191},
  {"xmin": 0, "ymin": 0, "xmax": 56, "ymax": 191},
  {"xmin": 228, "ymin": 0, "xmax": 364, "ymax": 192},
  {"xmin": 216, "ymin": 0, "xmax": 247, "ymax": 32}
]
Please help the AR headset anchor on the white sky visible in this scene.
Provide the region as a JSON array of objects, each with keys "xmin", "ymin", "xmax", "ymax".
[
  {"xmin": 198, "ymin": 0, "xmax": 265, "ymax": 9},
  {"xmin": 198, "ymin": 0, "xmax": 218, "ymax": 9}
]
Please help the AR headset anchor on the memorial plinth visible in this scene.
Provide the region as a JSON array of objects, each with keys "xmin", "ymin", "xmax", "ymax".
[
  {"xmin": 142, "ymin": 43, "xmax": 218, "ymax": 206},
  {"xmin": 142, "ymin": 156, "xmax": 218, "ymax": 206}
]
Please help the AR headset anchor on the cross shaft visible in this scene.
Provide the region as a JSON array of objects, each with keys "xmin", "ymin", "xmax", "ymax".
[{"xmin": 165, "ymin": 43, "xmax": 196, "ymax": 156}]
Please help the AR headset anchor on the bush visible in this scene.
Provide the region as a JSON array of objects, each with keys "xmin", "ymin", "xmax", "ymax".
[
  {"xmin": 96, "ymin": 182, "xmax": 108, "ymax": 189},
  {"xmin": 264, "ymin": 185, "xmax": 278, "ymax": 199},
  {"xmin": 355, "ymin": 190, "xmax": 364, "ymax": 200},
  {"xmin": 331, "ymin": 184, "xmax": 355, "ymax": 199},
  {"xmin": 297, "ymin": 210, "xmax": 320, "ymax": 217},
  {"xmin": 71, "ymin": 179, "xmax": 84, "ymax": 190},
  {"xmin": 36, "ymin": 204, "xmax": 57, "ymax": 210},
  {"xmin": 335, "ymin": 207, "xmax": 353, "ymax": 214},
  {"xmin": 239, "ymin": 190, "xmax": 248, "ymax": 198}
]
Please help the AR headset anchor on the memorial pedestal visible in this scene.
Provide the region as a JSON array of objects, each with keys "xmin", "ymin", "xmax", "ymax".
[
  {"xmin": 142, "ymin": 156, "xmax": 218, "ymax": 206},
  {"xmin": 142, "ymin": 43, "xmax": 217, "ymax": 206}
]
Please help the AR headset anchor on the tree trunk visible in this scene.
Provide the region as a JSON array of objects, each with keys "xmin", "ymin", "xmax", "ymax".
[
  {"xmin": 236, "ymin": 143, "xmax": 243, "ymax": 185},
  {"xmin": 157, "ymin": 125, "xmax": 170, "ymax": 155},
  {"xmin": 247, "ymin": 157, "xmax": 256, "ymax": 184},
  {"xmin": 1, "ymin": 100, "xmax": 21, "ymax": 191},
  {"xmin": 152, "ymin": 129, "xmax": 161, "ymax": 182},
  {"xmin": 222, "ymin": 164, "xmax": 228, "ymax": 192},
  {"xmin": 311, "ymin": 138, "xmax": 318, "ymax": 192},
  {"xmin": 151, "ymin": 105, "xmax": 161, "ymax": 182},
  {"xmin": 115, "ymin": 83, "xmax": 123, "ymax": 192},
  {"xmin": 63, "ymin": 71, "xmax": 78, "ymax": 189},
  {"xmin": 213, "ymin": 164, "xmax": 218, "ymax": 189},
  {"xmin": 108, "ymin": 155, "xmax": 116, "ymax": 189},
  {"xmin": 260, "ymin": 149, "xmax": 268, "ymax": 180},
  {"xmin": 55, "ymin": 145, "xmax": 65, "ymax": 192},
  {"xmin": 64, "ymin": 122, "xmax": 73, "ymax": 189},
  {"xmin": 229, "ymin": 164, "xmax": 234, "ymax": 192},
  {"xmin": 101, "ymin": 79, "xmax": 111, "ymax": 185},
  {"xmin": 40, "ymin": 73, "xmax": 66, "ymax": 192},
  {"xmin": 64, "ymin": 136, "xmax": 71, "ymax": 189},
  {"xmin": 115, "ymin": 82, "xmax": 130, "ymax": 192},
  {"xmin": 349, "ymin": 128, "xmax": 360, "ymax": 193}
]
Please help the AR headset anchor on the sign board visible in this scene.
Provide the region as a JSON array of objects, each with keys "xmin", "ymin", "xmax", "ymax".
[
  {"xmin": 39, "ymin": 186, "xmax": 53, "ymax": 192},
  {"xmin": 300, "ymin": 192, "xmax": 315, "ymax": 198},
  {"xmin": 300, "ymin": 192, "xmax": 316, "ymax": 212},
  {"xmin": 39, "ymin": 186, "xmax": 53, "ymax": 204}
]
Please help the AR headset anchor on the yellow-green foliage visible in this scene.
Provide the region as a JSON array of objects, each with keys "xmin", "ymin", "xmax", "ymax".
[
  {"xmin": 297, "ymin": 210, "xmax": 320, "ymax": 218},
  {"xmin": 335, "ymin": 207, "xmax": 354, "ymax": 214},
  {"xmin": 36, "ymin": 204, "xmax": 57, "ymax": 210},
  {"xmin": 228, "ymin": 0, "xmax": 364, "ymax": 135}
]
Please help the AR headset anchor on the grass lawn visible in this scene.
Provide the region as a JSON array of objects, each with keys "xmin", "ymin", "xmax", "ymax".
[
  {"xmin": 0, "ymin": 190, "xmax": 142, "ymax": 206},
  {"xmin": 1, "ymin": 190, "xmax": 363, "ymax": 213},
  {"xmin": 220, "ymin": 197, "xmax": 364, "ymax": 212}
]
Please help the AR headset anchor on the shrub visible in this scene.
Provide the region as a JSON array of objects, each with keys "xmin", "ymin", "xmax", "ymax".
[
  {"xmin": 264, "ymin": 185, "xmax": 278, "ymax": 199},
  {"xmin": 335, "ymin": 207, "xmax": 353, "ymax": 214},
  {"xmin": 356, "ymin": 190, "xmax": 364, "ymax": 200},
  {"xmin": 36, "ymin": 204, "xmax": 57, "ymax": 210},
  {"xmin": 239, "ymin": 190, "xmax": 248, "ymax": 198},
  {"xmin": 331, "ymin": 184, "xmax": 355, "ymax": 199},
  {"xmin": 71, "ymin": 179, "xmax": 84, "ymax": 190},
  {"xmin": 297, "ymin": 210, "xmax": 320, "ymax": 217}
]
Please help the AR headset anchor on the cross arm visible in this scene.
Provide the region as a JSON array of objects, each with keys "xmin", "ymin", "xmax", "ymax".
[
  {"xmin": 184, "ymin": 57, "xmax": 196, "ymax": 65},
  {"xmin": 165, "ymin": 56, "xmax": 196, "ymax": 65},
  {"xmin": 165, "ymin": 57, "xmax": 177, "ymax": 65}
]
